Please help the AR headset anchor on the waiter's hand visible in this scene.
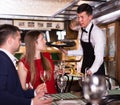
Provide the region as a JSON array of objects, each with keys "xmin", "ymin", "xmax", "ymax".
[
  {"xmin": 86, "ymin": 70, "xmax": 93, "ymax": 76},
  {"xmin": 59, "ymin": 48, "xmax": 68, "ymax": 55}
]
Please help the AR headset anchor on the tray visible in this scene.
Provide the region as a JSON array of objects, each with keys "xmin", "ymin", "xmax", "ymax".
[{"xmin": 46, "ymin": 40, "xmax": 76, "ymax": 48}]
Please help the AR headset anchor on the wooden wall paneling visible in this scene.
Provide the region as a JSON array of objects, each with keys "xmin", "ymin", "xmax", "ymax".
[
  {"xmin": 107, "ymin": 23, "xmax": 116, "ymax": 83},
  {"xmin": 99, "ymin": 25, "xmax": 109, "ymax": 74},
  {"xmin": 100, "ymin": 22, "xmax": 117, "ymax": 85},
  {"xmin": 114, "ymin": 21, "xmax": 120, "ymax": 83},
  {"xmin": 105, "ymin": 26, "xmax": 109, "ymax": 74},
  {"xmin": 49, "ymin": 30, "xmax": 58, "ymax": 42}
]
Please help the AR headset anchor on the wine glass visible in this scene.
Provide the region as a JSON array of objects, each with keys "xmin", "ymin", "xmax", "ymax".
[
  {"xmin": 56, "ymin": 74, "xmax": 67, "ymax": 100},
  {"xmin": 78, "ymin": 68, "xmax": 89, "ymax": 89},
  {"xmin": 83, "ymin": 75, "xmax": 107, "ymax": 105},
  {"xmin": 40, "ymin": 70, "xmax": 48, "ymax": 94},
  {"xmin": 58, "ymin": 61, "xmax": 65, "ymax": 75},
  {"xmin": 78, "ymin": 76, "xmax": 84, "ymax": 88},
  {"xmin": 55, "ymin": 61, "xmax": 65, "ymax": 78},
  {"xmin": 40, "ymin": 70, "xmax": 48, "ymax": 84},
  {"xmin": 40, "ymin": 70, "xmax": 51, "ymax": 98}
]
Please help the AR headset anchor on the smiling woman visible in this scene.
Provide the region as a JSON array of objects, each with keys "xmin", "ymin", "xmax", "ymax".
[{"xmin": 17, "ymin": 30, "xmax": 57, "ymax": 94}]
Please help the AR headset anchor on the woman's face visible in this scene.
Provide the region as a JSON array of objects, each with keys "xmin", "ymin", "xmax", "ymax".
[{"xmin": 35, "ymin": 34, "xmax": 46, "ymax": 51}]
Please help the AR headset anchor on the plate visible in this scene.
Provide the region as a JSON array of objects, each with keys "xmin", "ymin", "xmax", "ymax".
[
  {"xmin": 68, "ymin": 73, "xmax": 84, "ymax": 77},
  {"xmin": 51, "ymin": 41, "xmax": 66, "ymax": 46},
  {"xmin": 57, "ymin": 100, "xmax": 86, "ymax": 105}
]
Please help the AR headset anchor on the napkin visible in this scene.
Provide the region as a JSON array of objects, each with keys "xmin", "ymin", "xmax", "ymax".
[
  {"xmin": 108, "ymin": 88, "xmax": 120, "ymax": 95},
  {"xmin": 56, "ymin": 100, "xmax": 86, "ymax": 105}
]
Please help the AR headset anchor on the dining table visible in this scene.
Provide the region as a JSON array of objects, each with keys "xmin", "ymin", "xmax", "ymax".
[
  {"xmin": 51, "ymin": 92, "xmax": 86, "ymax": 105},
  {"xmin": 51, "ymin": 83, "xmax": 120, "ymax": 105},
  {"xmin": 51, "ymin": 91, "xmax": 120, "ymax": 105}
]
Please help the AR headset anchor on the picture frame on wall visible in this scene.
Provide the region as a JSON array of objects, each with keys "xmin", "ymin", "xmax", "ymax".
[{"xmin": 28, "ymin": 22, "xmax": 35, "ymax": 27}]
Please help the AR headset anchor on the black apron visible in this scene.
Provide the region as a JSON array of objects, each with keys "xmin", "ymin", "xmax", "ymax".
[{"xmin": 80, "ymin": 24, "xmax": 105, "ymax": 75}]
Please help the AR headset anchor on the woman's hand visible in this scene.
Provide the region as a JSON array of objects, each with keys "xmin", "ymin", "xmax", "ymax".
[
  {"xmin": 32, "ymin": 93, "xmax": 53, "ymax": 105},
  {"xmin": 35, "ymin": 83, "xmax": 47, "ymax": 95}
]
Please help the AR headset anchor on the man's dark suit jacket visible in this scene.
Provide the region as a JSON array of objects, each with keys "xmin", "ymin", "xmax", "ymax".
[{"xmin": 0, "ymin": 51, "xmax": 34, "ymax": 105}]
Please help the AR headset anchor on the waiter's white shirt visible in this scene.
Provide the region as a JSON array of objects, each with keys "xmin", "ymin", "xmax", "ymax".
[{"xmin": 68, "ymin": 22, "xmax": 106, "ymax": 74}]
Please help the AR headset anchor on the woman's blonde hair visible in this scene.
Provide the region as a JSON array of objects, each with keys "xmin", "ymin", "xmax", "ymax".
[{"xmin": 24, "ymin": 30, "xmax": 52, "ymax": 85}]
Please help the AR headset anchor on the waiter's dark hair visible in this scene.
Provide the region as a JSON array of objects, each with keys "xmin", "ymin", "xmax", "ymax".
[
  {"xmin": 0, "ymin": 24, "xmax": 20, "ymax": 45},
  {"xmin": 77, "ymin": 3, "xmax": 93, "ymax": 15}
]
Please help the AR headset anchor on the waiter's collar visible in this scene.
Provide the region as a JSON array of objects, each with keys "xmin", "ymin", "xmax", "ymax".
[
  {"xmin": 81, "ymin": 28, "xmax": 88, "ymax": 33},
  {"xmin": 85, "ymin": 22, "xmax": 93, "ymax": 33},
  {"xmin": 0, "ymin": 48, "xmax": 18, "ymax": 66}
]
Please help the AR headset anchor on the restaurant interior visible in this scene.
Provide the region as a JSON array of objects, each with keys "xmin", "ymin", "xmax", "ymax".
[{"xmin": 0, "ymin": 0, "xmax": 120, "ymax": 104}]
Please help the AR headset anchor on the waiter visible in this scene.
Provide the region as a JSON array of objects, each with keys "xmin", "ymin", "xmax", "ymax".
[{"xmin": 60, "ymin": 3, "xmax": 106, "ymax": 75}]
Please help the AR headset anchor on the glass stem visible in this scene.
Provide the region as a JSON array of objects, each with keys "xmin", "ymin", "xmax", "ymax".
[
  {"xmin": 61, "ymin": 88, "xmax": 63, "ymax": 93},
  {"xmin": 60, "ymin": 89, "xmax": 63, "ymax": 100}
]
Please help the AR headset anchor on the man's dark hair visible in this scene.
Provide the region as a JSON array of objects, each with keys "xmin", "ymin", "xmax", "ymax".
[
  {"xmin": 77, "ymin": 3, "xmax": 93, "ymax": 15},
  {"xmin": 0, "ymin": 24, "xmax": 20, "ymax": 45}
]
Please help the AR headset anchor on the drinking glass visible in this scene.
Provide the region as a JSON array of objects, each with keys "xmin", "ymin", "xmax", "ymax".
[
  {"xmin": 58, "ymin": 61, "xmax": 65, "ymax": 75},
  {"xmin": 78, "ymin": 76, "xmax": 84, "ymax": 88},
  {"xmin": 83, "ymin": 75, "xmax": 107, "ymax": 105},
  {"xmin": 78, "ymin": 68, "xmax": 89, "ymax": 88},
  {"xmin": 40, "ymin": 70, "xmax": 52, "ymax": 99},
  {"xmin": 56, "ymin": 74, "xmax": 67, "ymax": 100},
  {"xmin": 40, "ymin": 70, "xmax": 48, "ymax": 84},
  {"xmin": 40, "ymin": 70, "xmax": 48, "ymax": 94},
  {"xmin": 55, "ymin": 61, "xmax": 65, "ymax": 78}
]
